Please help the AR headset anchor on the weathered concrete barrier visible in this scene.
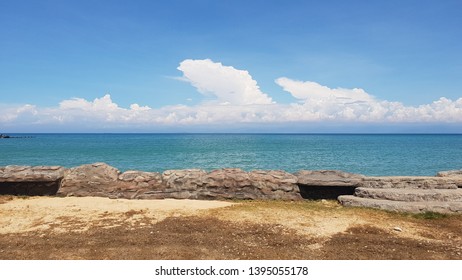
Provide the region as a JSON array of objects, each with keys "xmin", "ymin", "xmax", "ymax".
[
  {"xmin": 339, "ymin": 173, "xmax": 462, "ymax": 213},
  {"xmin": 0, "ymin": 165, "xmax": 65, "ymax": 195},
  {"xmin": 359, "ymin": 176, "xmax": 458, "ymax": 189},
  {"xmin": 437, "ymin": 169, "xmax": 462, "ymax": 187},
  {"xmin": 295, "ymin": 170, "xmax": 362, "ymax": 199}
]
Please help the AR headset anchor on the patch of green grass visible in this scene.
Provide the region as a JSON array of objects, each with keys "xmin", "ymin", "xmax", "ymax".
[{"xmin": 412, "ymin": 211, "xmax": 449, "ymax": 220}]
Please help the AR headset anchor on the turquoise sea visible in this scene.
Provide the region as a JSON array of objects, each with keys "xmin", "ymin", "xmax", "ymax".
[{"xmin": 0, "ymin": 134, "xmax": 461, "ymax": 176}]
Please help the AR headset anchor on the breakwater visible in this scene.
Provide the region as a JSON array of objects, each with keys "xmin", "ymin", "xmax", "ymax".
[{"xmin": 1, "ymin": 163, "xmax": 461, "ymax": 213}]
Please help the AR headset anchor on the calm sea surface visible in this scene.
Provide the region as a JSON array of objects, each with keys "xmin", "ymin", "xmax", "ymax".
[{"xmin": 1, "ymin": 134, "xmax": 461, "ymax": 176}]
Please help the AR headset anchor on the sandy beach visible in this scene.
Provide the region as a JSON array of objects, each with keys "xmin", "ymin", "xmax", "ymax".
[
  {"xmin": 0, "ymin": 196, "xmax": 234, "ymax": 234},
  {"xmin": 0, "ymin": 196, "xmax": 461, "ymax": 260}
]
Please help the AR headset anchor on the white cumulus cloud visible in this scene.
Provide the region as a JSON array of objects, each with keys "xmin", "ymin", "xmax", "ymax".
[
  {"xmin": 276, "ymin": 77, "xmax": 462, "ymax": 123},
  {"xmin": 0, "ymin": 104, "xmax": 37, "ymax": 122},
  {"xmin": 1, "ymin": 59, "xmax": 461, "ymax": 132},
  {"xmin": 177, "ymin": 59, "xmax": 273, "ymax": 105},
  {"xmin": 41, "ymin": 95, "xmax": 154, "ymax": 124}
]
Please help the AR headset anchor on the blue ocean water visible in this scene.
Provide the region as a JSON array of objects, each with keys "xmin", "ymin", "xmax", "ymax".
[{"xmin": 0, "ymin": 134, "xmax": 461, "ymax": 176}]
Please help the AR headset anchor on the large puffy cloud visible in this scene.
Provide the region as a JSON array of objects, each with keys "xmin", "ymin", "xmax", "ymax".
[
  {"xmin": 276, "ymin": 77, "xmax": 393, "ymax": 121},
  {"xmin": 1, "ymin": 59, "xmax": 461, "ymax": 131},
  {"xmin": 59, "ymin": 94, "xmax": 150, "ymax": 113},
  {"xmin": 276, "ymin": 77, "xmax": 462, "ymax": 123},
  {"xmin": 177, "ymin": 59, "xmax": 273, "ymax": 105}
]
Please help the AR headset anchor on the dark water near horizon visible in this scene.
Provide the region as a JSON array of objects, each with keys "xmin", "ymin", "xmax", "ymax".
[{"xmin": 1, "ymin": 133, "xmax": 461, "ymax": 176}]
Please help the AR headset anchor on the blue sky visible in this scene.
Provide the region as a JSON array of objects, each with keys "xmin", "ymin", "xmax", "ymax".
[{"xmin": 1, "ymin": 0, "xmax": 461, "ymax": 132}]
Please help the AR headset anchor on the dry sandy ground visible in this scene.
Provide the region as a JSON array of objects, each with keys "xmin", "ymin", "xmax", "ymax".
[{"xmin": 0, "ymin": 196, "xmax": 461, "ymax": 259}]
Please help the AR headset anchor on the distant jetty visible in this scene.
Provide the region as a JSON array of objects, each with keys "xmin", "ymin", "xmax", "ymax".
[{"xmin": 0, "ymin": 134, "xmax": 33, "ymax": 139}]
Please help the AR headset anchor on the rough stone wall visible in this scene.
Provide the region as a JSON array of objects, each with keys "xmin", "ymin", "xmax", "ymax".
[
  {"xmin": 158, "ymin": 168, "xmax": 300, "ymax": 200},
  {"xmin": 58, "ymin": 164, "xmax": 302, "ymax": 200},
  {"xmin": 2, "ymin": 163, "xmax": 462, "ymax": 214}
]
